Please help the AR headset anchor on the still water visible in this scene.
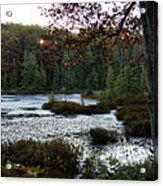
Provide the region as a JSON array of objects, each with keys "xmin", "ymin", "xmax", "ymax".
[{"xmin": 1, "ymin": 94, "xmax": 153, "ymax": 175}]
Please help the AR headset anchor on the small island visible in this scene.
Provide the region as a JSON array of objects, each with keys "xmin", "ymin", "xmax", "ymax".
[{"xmin": 42, "ymin": 100, "xmax": 116, "ymax": 115}]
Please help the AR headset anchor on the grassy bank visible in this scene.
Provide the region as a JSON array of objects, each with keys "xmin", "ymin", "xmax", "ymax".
[{"xmin": 115, "ymin": 94, "xmax": 151, "ymax": 137}]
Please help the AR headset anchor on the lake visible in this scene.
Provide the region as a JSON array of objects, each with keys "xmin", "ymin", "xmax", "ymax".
[{"xmin": 1, "ymin": 94, "xmax": 153, "ymax": 176}]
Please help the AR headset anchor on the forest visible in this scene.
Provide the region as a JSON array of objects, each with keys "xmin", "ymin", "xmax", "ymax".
[
  {"xmin": 1, "ymin": 23, "xmax": 144, "ymax": 94},
  {"xmin": 1, "ymin": 1, "xmax": 158, "ymax": 180}
]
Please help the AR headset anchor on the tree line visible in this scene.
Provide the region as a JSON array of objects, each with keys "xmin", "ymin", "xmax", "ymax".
[{"xmin": 1, "ymin": 23, "xmax": 145, "ymax": 96}]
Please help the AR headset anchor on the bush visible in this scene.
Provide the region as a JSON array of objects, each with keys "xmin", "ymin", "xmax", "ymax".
[
  {"xmin": 43, "ymin": 140, "xmax": 81, "ymax": 178},
  {"xmin": 1, "ymin": 140, "xmax": 82, "ymax": 178},
  {"xmin": 89, "ymin": 128, "xmax": 117, "ymax": 145},
  {"xmin": 125, "ymin": 120, "xmax": 151, "ymax": 137}
]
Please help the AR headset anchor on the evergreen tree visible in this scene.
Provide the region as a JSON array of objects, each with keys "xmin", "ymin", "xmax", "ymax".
[
  {"xmin": 114, "ymin": 62, "xmax": 140, "ymax": 98},
  {"xmin": 35, "ymin": 64, "xmax": 46, "ymax": 89},
  {"xmin": 21, "ymin": 52, "xmax": 46, "ymax": 90},
  {"xmin": 105, "ymin": 65, "xmax": 114, "ymax": 99}
]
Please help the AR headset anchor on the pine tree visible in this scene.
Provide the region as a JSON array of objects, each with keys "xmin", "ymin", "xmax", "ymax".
[
  {"xmin": 113, "ymin": 62, "xmax": 140, "ymax": 98},
  {"xmin": 35, "ymin": 64, "xmax": 46, "ymax": 89},
  {"xmin": 105, "ymin": 65, "xmax": 114, "ymax": 99},
  {"xmin": 21, "ymin": 52, "xmax": 46, "ymax": 90}
]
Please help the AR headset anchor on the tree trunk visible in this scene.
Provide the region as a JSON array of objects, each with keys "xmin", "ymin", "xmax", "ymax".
[{"xmin": 140, "ymin": 1, "xmax": 158, "ymax": 154}]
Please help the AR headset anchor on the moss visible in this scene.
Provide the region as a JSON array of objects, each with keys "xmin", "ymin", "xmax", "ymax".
[
  {"xmin": 1, "ymin": 140, "xmax": 81, "ymax": 178},
  {"xmin": 89, "ymin": 128, "xmax": 117, "ymax": 145}
]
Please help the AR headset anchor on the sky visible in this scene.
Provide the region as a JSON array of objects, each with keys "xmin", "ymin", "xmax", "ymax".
[
  {"xmin": 1, "ymin": 2, "xmax": 141, "ymax": 30},
  {"xmin": 1, "ymin": 4, "xmax": 51, "ymax": 27}
]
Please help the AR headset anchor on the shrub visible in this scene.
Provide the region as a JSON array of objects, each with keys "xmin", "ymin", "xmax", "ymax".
[
  {"xmin": 43, "ymin": 140, "xmax": 81, "ymax": 178},
  {"xmin": 1, "ymin": 140, "xmax": 43, "ymax": 167},
  {"xmin": 1, "ymin": 140, "xmax": 82, "ymax": 178},
  {"xmin": 89, "ymin": 128, "xmax": 117, "ymax": 145},
  {"xmin": 125, "ymin": 120, "xmax": 151, "ymax": 137}
]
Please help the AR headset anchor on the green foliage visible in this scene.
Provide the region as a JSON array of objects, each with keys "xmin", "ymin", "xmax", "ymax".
[
  {"xmin": 21, "ymin": 53, "xmax": 46, "ymax": 90},
  {"xmin": 81, "ymin": 156, "xmax": 108, "ymax": 179},
  {"xmin": 113, "ymin": 62, "xmax": 140, "ymax": 98},
  {"xmin": 1, "ymin": 23, "xmax": 46, "ymax": 90},
  {"xmin": 82, "ymin": 155, "xmax": 157, "ymax": 180},
  {"xmin": 1, "ymin": 140, "xmax": 82, "ymax": 178},
  {"xmin": 89, "ymin": 128, "xmax": 117, "ymax": 145},
  {"xmin": 105, "ymin": 65, "xmax": 115, "ymax": 99},
  {"xmin": 104, "ymin": 61, "xmax": 142, "ymax": 101},
  {"xmin": 2, "ymin": 23, "xmax": 143, "ymax": 93},
  {"xmin": 109, "ymin": 160, "xmax": 158, "ymax": 181},
  {"xmin": 107, "ymin": 155, "xmax": 119, "ymax": 166},
  {"xmin": 38, "ymin": 64, "xmax": 46, "ymax": 88}
]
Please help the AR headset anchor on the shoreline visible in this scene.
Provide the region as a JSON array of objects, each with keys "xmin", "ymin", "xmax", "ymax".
[{"xmin": 1, "ymin": 90, "xmax": 83, "ymax": 95}]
